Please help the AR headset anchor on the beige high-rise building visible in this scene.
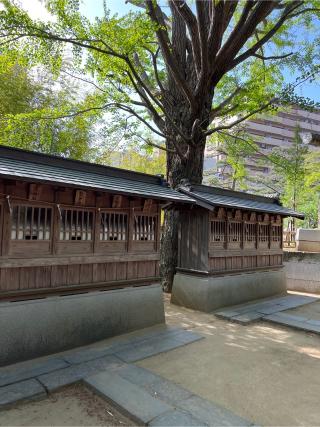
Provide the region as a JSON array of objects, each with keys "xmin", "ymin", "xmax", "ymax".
[{"xmin": 204, "ymin": 105, "xmax": 320, "ymax": 191}]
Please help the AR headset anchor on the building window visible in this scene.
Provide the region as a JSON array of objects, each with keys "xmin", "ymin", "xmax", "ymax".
[
  {"xmin": 228, "ymin": 222, "xmax": 242, "ymax": 243},
  {"xmin": 259, "ymin": 224, "xmax": 269, "ymax": 242},
  {"xmin": 210, "ymin": 220, "xmax": 226, "ymax": 243},
  {"xmin": 100, "ymin": 212, "xmax": 128, "ymax": 241},
  {"xmin": 59, "ymin": 208, "xmax": 93, "ymax": 241},
  {"xmin": 271, "ymin": 225, "xmax": 282, "ymax": 242},
  {"xmin": 244, "ymin": 223, "xmax": 256, "ymax": 242},
  {"xmin": 133, "ymin": 215, "xmax": 156, "ymax": 241},
  {"xmin": 11, "ymin": 205, "xmax": 52, "ymax": 240}
]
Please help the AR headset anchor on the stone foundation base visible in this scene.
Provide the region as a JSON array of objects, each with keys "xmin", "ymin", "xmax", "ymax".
[
  {"xmin": 171, "ymin": 270, "xmax": 287, "ymax": 312},
  {"xmin": 0, "ymin": 284, "xmax": 164, "ymax": 366}
]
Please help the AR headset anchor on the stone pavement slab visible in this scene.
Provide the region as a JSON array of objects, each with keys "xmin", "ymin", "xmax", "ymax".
[
  {"xmin": 214, "ymin": 294, "xmax": 319, "ymax": 325},
  {"xmin": 114, "ymin": 336, "xmax": 193, "ymax": 363},
  {"xmin": 178, "ymin": 395, "xmax": 252, "ymax": 426},
  {"xmin": 230, "ymin": 312, "xmax": 262, "ymax": 324},
  {"xmin": 0, "ymin": 379, "xmax": 46, "ymax": 408},
  {"xmin": 0, "ymin": 326, "xmax": 203, "ymax": 411},
  {"xmin": 85, "ymin": 370, "xmax": 172, "ymax": 425},
  {"xmin": 0, "ymin": 358, "xmax": 68, "ymax": 387},
  {"xmin": 38, "ymin": 355, "xmax": 123, "ymax": 392},
  {"xmin": 263, "ymin": 313, "xmax": 320, "ymax": 334},
  {"xmin": 115, "ymin": 364, "xmax": 162, "ymax": 386},
  {"xmin": 149, "ymin": 409, "xmax": 207, "ymax": 426}
]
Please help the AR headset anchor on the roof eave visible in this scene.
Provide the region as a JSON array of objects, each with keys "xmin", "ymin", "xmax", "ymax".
[
  {"xmin": 180, "ymin": 189, "xmax": 305, "ymax": 219},
  {"xmin": 0, "ymin": 171, "xmax": 193, "ymax": 204}
]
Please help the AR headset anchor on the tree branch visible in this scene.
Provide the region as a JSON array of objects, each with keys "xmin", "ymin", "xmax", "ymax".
[
  {"xmin": 252, "ymin": 52, "xmax": 293, "ymax": 61},
  {"xmin": 171, "ymin": 0, "xmax": 201, "ymax": 75},
  {"xmin": 205, "ymin": 99, "xmax": 276, "ymax": 136},
  {"xmin": 227, "ymin": 1, "xmax": 303, "ymax": 71},
  {"xmin": 146, "ymin": 0, "xmax": 196, "ymax": 110}
]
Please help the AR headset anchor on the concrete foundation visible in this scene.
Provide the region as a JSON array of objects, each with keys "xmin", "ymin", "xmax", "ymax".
[
  {"xmin": 296, "ymin": 228, "xmax": 320, "ymax": 252},
  {"xmin": 171, "ymin": 270, "xmax": 287, "ymax": 312},
  {"xmin": 284, "ymin": 251, "xmax": 320, "ymax": 294},
  {"xmin": 0, "ymin": 284, "xmax": 164, "ymax": 366}
]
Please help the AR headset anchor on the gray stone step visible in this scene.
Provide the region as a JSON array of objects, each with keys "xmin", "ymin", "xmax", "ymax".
[
  {"xmin": 0, "ymin": 379, "xmax": 46, "ymax": 409},
  {"xmin": 178, "ymin": 395, "xmax": 252, "ymax": 427},
  {"xmin": 150, "ymin": 409, "xmax": 207, "ymax": 426},
  {"xmin": 0, "ymin": 358, "xmax": 68, "ymax": 387},
  {"xmin": 38, "ymin": 355, "xmax": 123, "ymax": 392},
  {"xmin": 84, "ymin": 370, "xmax": 172, "ymax": 425}
]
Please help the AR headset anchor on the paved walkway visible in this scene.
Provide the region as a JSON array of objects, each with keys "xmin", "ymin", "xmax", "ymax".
[
  {"xmin": 0, "ymin": 324, "xmax": 254, "ymax": 426},
  {"xmin": 215, "ymin": 294, "xmax": 319, "ymax": 331}
]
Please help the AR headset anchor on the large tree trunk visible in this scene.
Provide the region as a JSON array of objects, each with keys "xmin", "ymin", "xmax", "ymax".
[{"xmin": 160, "ymin": 123, "xmax": 208, "ymax": 293}]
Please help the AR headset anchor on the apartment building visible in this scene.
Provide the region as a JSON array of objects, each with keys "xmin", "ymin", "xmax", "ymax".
[{"xmin": 204, "ymin": 105, "xmax": 320, "ymax": 191}]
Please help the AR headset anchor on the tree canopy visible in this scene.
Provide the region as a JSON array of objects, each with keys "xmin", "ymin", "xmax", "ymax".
[{"xmin": 1, "ymin": 0, "xmax": 320, "ymax": 184}]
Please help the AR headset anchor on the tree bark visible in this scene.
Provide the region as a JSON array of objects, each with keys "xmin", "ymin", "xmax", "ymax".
[{"xmin": 160, "ymin": 104, "xmax": 210, "ymax": 292}]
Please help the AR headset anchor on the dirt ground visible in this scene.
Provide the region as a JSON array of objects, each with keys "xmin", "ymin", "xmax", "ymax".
[
  {"xmin": 0, "ymin": 383, "xmax": 137, "ymax": 427},
  {"xmin": 138, "ymin": 294, "xmax": 320, "ymax": 427}
]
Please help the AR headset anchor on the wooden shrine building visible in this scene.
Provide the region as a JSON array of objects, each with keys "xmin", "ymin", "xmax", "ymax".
[
  {"xmin": 0, "ymin": 145, "xmax": 192, "ymax": 366},
  {"xmin": 171, "ymin": 183, "xmax": 304, "ymax": 312}
]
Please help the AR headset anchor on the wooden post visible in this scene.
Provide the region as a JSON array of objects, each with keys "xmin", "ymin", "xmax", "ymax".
[
  {"xmin": 155, "ymin": 204, "xmax": 161, "ymax": 252},
  {"xmin": 52, "ymin": 189, "xmax": 60, "ymax": 255},
  {"xmin": 93, "ymin": 208, "xmax": 100, "ymax": 253},
  {"xmin": 127, "ymin": 201, "xmax": 134, "ymax": 252}
]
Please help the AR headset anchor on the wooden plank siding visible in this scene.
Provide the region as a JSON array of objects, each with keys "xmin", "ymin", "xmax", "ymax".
[
  {"xmin": 178, "ymin": 205, "xmax": 284, "ymax": 275},
  {"xmin": 0, "ymin": 178, "xmax": 161, "ymax": 300},
  {"xmin": 208, "ymin": 209, "xmax": 283, "ymax": 274},
  {"xmin": 178, "ymin": 208, "xmax": 209, "ymax": 272}
]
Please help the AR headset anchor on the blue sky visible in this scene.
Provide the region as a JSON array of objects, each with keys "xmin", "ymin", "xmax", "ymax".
[
  {"xmin": 79, "ymin": 0, "xmax": 320, "ymax": 103},
  {"xmin": 24, "ymin": 0, "xmax": 320, "ymax": 103}
]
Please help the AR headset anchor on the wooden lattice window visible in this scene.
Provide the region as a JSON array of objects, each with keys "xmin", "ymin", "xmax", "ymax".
[
  {"xmin": 133, "ymin": 215, "xmax": 156, "ymax": 241},
  {"xmin": 59, "ymin": 208, "xmax": 93, "ymax": 241},
  {"xmin": 228, "ymin": 222, "xmax": 242, "ymax": 242},
  {"xmin": 210, "ymin": 220, "xmax": 226, "ymax": 243},
  {"xmin": 259, "ymin": 224, "xmax": 269, "ymax": 242},
  {"xmin": 100, "ymin": 212, "xmax": 128, "ymax": 241},
  {"xmin": 244, "ymin": 223, "xmax": 256, "ymax": 242},
  {"xmin": 271, "ymin": 225, "xmax": 282, "ymax": 242},
  {"xmin": 11, "ymin": 205, "xmax": 52, "ymax": 240}
]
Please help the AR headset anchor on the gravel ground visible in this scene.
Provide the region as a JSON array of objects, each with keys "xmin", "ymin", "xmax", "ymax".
[
  {"xmin": 137, "ymin": 293, "xmax": 320, "ymax": 427},
  {"xmin": 0, "ymin": 383, "xmax": 138, "ymax": 426}
]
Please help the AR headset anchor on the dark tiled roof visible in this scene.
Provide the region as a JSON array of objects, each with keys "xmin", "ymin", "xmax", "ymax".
[
  {"xmin": 180, "ymin": 184, "xmax": 304, "ymax": 218},
  {"xmin": 0, "ymin": 146, "xmax": 193, "ymax": 203}
]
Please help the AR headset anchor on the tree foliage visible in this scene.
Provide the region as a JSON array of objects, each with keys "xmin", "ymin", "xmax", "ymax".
[
  {"xmin": 1, "ymin": 0, "xmax": 319, "ymax": 183},
  {"xmin": 270, "ymin": 127, "xmax": 319, "ymax": 227},
  {"xmin": 0, "ymin": 50, "xmax": 100, "ymax": 159}
]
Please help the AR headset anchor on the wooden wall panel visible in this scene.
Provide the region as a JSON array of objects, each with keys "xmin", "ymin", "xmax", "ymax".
[
  {"xmin": 79, "ymin": 264, "xmax": 93, "ymax": 284},
  {"xmin": 67, "ymin": 264, "xmax": 80, "ymax": 285},
  {"xmin": 116, "ymin": 262, "xmax": 127, "ymax": 281},
  {"xmin": 0, "ymin": 268, "xmax": 20, "ymax": 291},
  {"xmin": 127, "ymin": 261, "xmax": 139, "ymax": 279},
  {"xmin": 51, "ymin": 265, "xmax": 68, "ymax": 287},
  {"xmin": 105, "ymin": 263, "xmax": 117, "ymax": 281},
  {"xmin": 35, "ymin": 266, "xmax": 52, "ymax": 289},
  {"xmin": 92, "ymin": 263, "xmax": 106, "ymax": 282}
]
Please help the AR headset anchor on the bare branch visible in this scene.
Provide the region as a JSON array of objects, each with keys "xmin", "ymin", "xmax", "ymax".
[
  {"xmin": 171, "ymin": 0, "xmax": 201, "ymax": 75},
  {"xmin": 227, "ymin": 1, "xmax": 303, "ymax": 71},
  {"xmin": 146, "ymin": 0, "xmax": 196, "ymax": 110},
  {"xmin": 252, "ymin": 52, "xmax": 293, "ymax": 61},
  {"xmin": 209, "ymin": 87, "xmax": 242, "ymax": 122},
  {"xmin": 205, "ymin": 99, "xmax": 276, "ymax": 136}
]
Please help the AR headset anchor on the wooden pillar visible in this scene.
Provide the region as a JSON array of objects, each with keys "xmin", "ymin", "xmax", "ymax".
[
  {"xmin": 93, "ymin": 208, "xmax": 100, "ymax": 253},
  {"xmin": 155, "ymin": 204, "xmax": 161, "ymax": 252},
  {"xmin": 127, "ymin": 201, "xmax": 134, "ymax": 252}
]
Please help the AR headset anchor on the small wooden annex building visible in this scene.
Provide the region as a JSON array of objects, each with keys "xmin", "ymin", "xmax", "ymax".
[
  {"xmin": 0, "ymin": 145, "xmax": 192, "ymax": 366},
  {"xmin": 171, "ymin": 183, "xmax": 304, "ymax": 312}
]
